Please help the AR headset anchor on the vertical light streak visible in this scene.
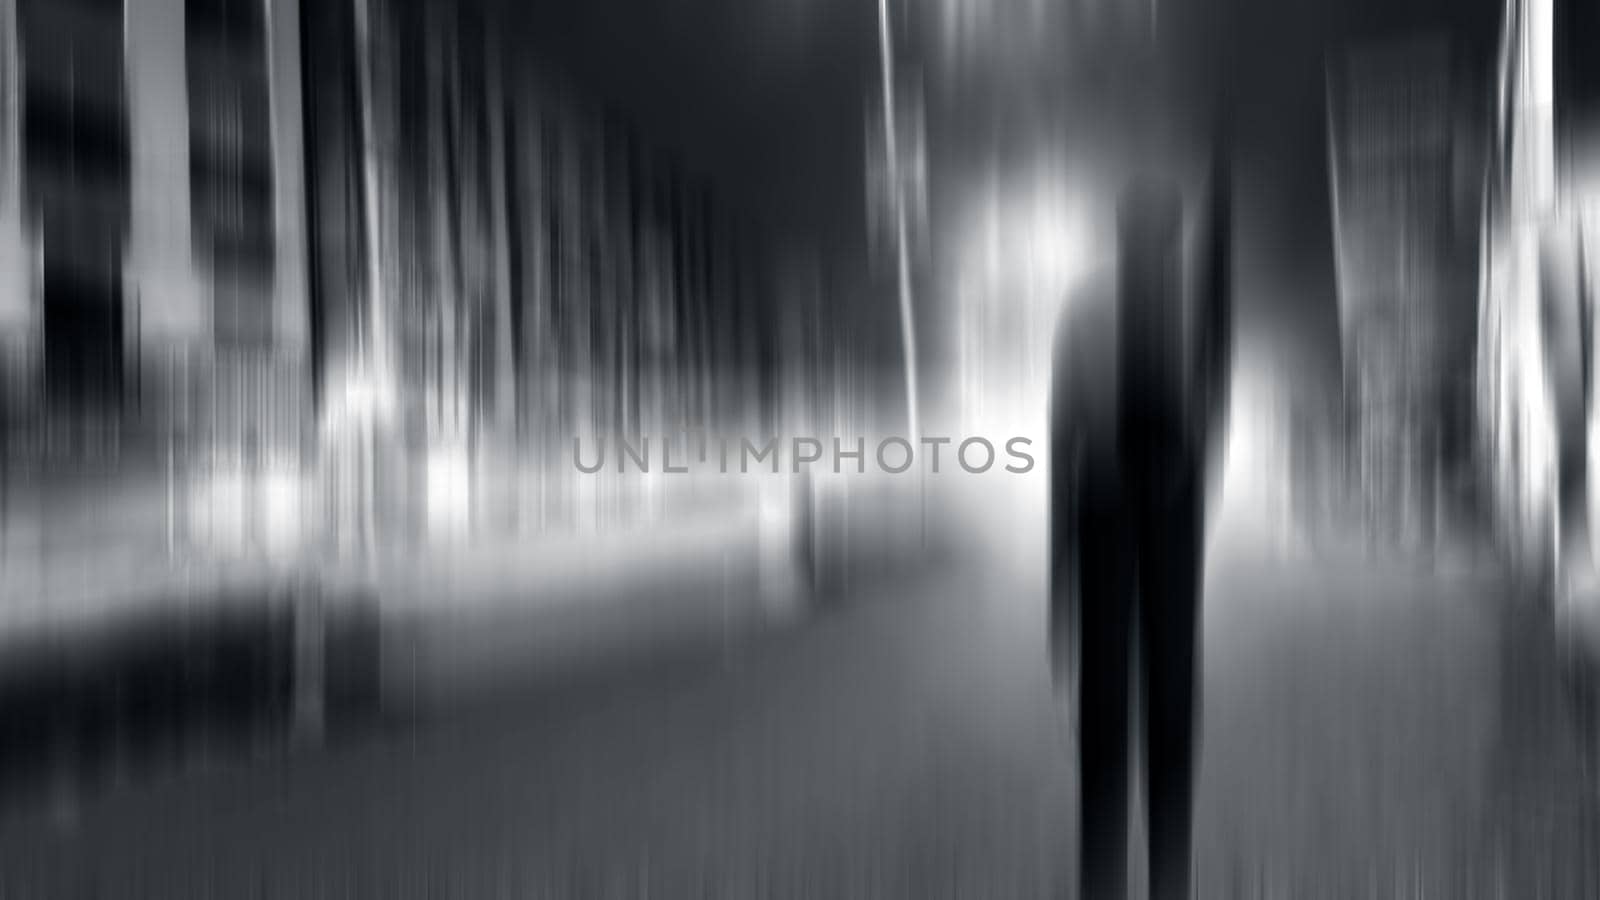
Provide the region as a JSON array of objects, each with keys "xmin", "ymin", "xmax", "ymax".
[
  {"xmin": 1477, "ymin": 0, "xmax": 1560, "ymax": 568},
  {"xmin": 351, "ymin": 0, "xmax": 387, "ymax": 556},
  {"xmin": 0, "ymin": 0, "xmax": 16, "ymax": 211},
  {"xmin": 876, "ymin": 0, "xmax": 919, "ymax": 442},
  {"xmin": 486, "ymin": 25, "xmax": 517, "ymax": 443},
  {"xmin": 355, "ymin": 0, "xmax": 388, "ymax": 386},
  {"xmin": 1325, "ymin": 58, "xmax": 1348, "ymax": 348},
  {"xmin": 0, "ymin": 0, "xmax": 26, "ymax": 338}
]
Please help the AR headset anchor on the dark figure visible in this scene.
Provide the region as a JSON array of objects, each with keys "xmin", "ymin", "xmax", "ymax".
[
  {"xmin": 1542, "ymin": 223, "xmax": 1596, "ymax": 599},
  {"xmin": 1541, "ymin": 220, "xmax": 1600, "ymax": 811},
  {"xmin": 1051, "ymin": 168, "xmax": 1231, "ymax": 900}
]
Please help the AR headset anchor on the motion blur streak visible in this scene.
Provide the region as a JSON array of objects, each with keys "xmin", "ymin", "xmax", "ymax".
[{"xmin": 0, "ymin": 0, "xmax": 1596, "ymax": 896}]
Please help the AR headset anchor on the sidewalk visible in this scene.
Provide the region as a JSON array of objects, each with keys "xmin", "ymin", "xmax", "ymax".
[
  {"xmin": 369, "ymin": 504, "xmax": 811, "ymax": 715},
  {"xmin": 0, "ymin": 480, "xmax": 814, "ymax": 815}
]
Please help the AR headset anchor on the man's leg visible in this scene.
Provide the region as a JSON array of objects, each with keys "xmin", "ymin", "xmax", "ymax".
[
  {"xmin": 1140, "ymin": 475, "xmax": 1202, "ymax": 900},
  {"xmin": 1079, "ymin": 496, "xmax": 1134, "ymax": 899}
]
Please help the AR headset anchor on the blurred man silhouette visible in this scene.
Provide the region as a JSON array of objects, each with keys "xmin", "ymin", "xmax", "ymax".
[
  {"xmin": 1543, "ymin": 223, "xmax": 1597, "ymax": 601},
  {"xmin": 1050, "ymin": 161, "xmax": 1231, "ymax": 899}
]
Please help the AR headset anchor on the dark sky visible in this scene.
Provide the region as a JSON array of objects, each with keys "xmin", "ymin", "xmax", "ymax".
[
  {"xmin": 501, "ymin": 0, "xmax": 876, "ymax": 262},
  {"xmin": 504, "ymin": 0, "xmax": 1505, "ymax": 399}
]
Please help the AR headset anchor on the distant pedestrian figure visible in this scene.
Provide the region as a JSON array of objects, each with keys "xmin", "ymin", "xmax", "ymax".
[{"xmin": 1051, "ymin": 166, "xmax": 1231, "ymax": 900}]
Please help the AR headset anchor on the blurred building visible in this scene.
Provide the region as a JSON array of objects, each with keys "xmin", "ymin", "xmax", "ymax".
[
  {"xmin": 0, "ymin": 0, "xmax": 307, "ymax": 470},
  {"xmin": 1477, "ymin": 0, "xmax": 1600, "ymax": 578},
  {"xmin": 1, "ymin": 0, "xmax": 818, "ymax": 559},
  {"xmin": 1, "ymin": 0, "xmax": 133, "ymax": 455},
  {"xmin": 184, "ymin": 0, "xmax": 311, "ymax": 467},
  {"xmin": 1327, "ymin": 35, "xmax": 1488, "ymax": 550},
  {"xmin": 302, "ymin": 0, "xmax": 803, "ymax": 547},
  {"xmin": 0, "ymin": 0, "xmax": 310, "ymax": 561},
  {"xmin": 1478, "ymin": 0, "xmax": 1559, "ymax": 575}
]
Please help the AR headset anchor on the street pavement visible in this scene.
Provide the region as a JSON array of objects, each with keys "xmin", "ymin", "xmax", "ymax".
[{"xmin": 0, "ymin": 509, "xmax": 1597, "ymax": 898}]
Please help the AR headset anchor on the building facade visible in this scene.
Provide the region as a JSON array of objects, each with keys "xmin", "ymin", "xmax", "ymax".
[
  {"xmin": 302, "ymin": 0, "xmax": 802, "ymax": 546},
  {"xmin": 0, "ymin": 0, "xmax": 816, "ymax": 556},
  {"xmin": 1327, "ymin": 34, "xmax": 1488, "ymax": 549},
  {"xmin": 1477, "ymin": 0, "xmax": 1600, "ymax": 579},
  {"xmin": 0, "ymin": 0, "xmax": 309, "ymax": 472}
]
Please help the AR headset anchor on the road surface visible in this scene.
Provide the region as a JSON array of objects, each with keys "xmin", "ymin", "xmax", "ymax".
[{"xmin": 0, "ymin": 529, "xmax": 1596, "ymax": 898}]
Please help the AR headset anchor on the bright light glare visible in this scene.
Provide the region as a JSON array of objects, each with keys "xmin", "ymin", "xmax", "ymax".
[
  {"xmin": 262, "ymin": 469, "xmax": 303, "ymax": 553},
  {"xmin": 427, "ymin": 446, "xmax": 472, "ymax": 540},
  {"xmin": 953, "ymin": 163, "xmax": 1097, "ymax": 436},
  {"xmin": 322, "ymin": 368, "xmax": 395, "ymax": 433},
  {"xmin": 187, "ymin": 465, "xmax": 304, "ymax": 555}
]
